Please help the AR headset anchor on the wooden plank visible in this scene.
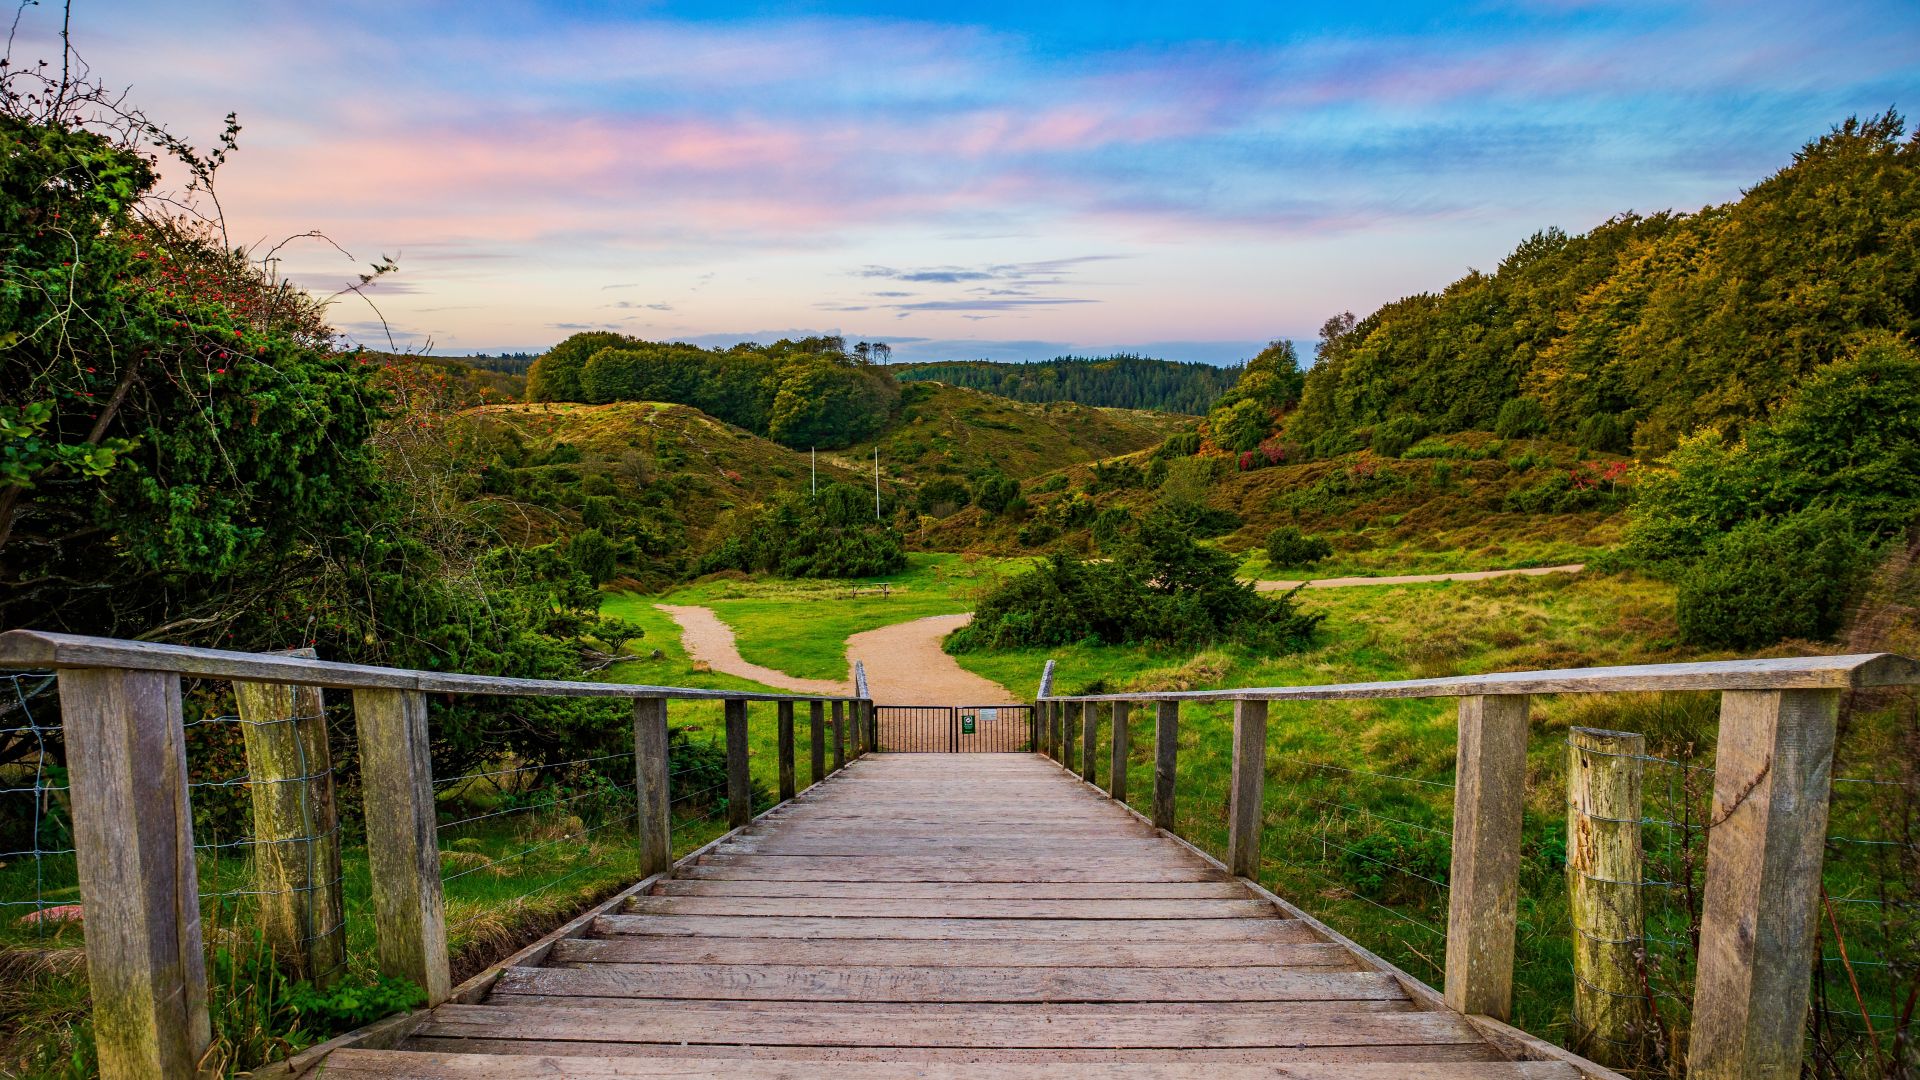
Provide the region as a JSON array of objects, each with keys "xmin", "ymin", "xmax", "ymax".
[
  {"xmin": 548, "ymin": 937, "xmax": 1355, "ymax": 969},
  {"xmin": 413, "ymin": 1001, "xmax": 1476, "ymax": 1048},
  {"xmin": 832, "ymin": 700, "xmax": 847, "ymax": 773},
  {"xmin": 1153, "ymin": 701, "xmax": 1178, "ymax": 830},
  {"xmin": 726, "ymin": 699, "xmax": 751, "ymax": 828},
  {"xmin": 234, "ymin": 660, "xmax": 346, "ymax": 984},
  {"xmin": 714, "ymin": 838, "xmax": 1180, "ymax": 856},
  {"xmin": 326, "ymin": 1047, "xmax": 1582, "ymax": 1076},
  {"xmin": 1686, "ymin": 689, "xmax": 1841, "ymax": 1080},
  {"xmin": 354, "ymin": 687, "xmax": 452, "ymax": 1004},
  {"xmin": 633, "ymin": 698, "xmax": 671, "ymax": 877},
  {"xmin": 1567, "ymin": 727, "xmax": 1649, "ymax": 1066},
  {"xmin": 809, "ymin": 700, "xmax": 826, "ymax": 786},
  {"xmin": 681, "ymin": 857, "xmax": 1222, "ymax": 883},
  {"xmin": 478, "ymin": 997, "xmax": 1418, "ymax": 1019},
  {"xmin": 1443, "ymin": 693, "xmax": 1529, "ymax": 1020},
  {"xmin": 592, "ymin": 914, "xmax": 1313, "ymax": 941},
  {"xmin": 502, "ymin": 963, "xmax": 1402, "ymax": 1003},
  {"xmin": 59, "ymin": 667, "xmax": 212, "ymax": 1080},
  {"xmin": 622, "ymin": 896, "xmax": 1278, "ymax": 919},
  {"xmin": 1081, "ymin": 700, "xmax": 1098, "ymax": 783},
  {"xmin": 777, "ymin": 700, "xmax": 797, "ymax": 802},
  {"xmin": 652, "ymin": 879, "xmax": 1250, "ymax": 899},
  {"xmin": 1109, "ymin": 701, "xmax": 1131, "ymax": 802},
  {"xmin": 1226, "ymin": 698, "xmax": 1267, "ymax": 878}
]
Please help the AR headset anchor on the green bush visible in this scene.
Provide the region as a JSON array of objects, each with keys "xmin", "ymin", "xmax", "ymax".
[
  {"xmin": 1266, "ymin": 526, "xmax": 1333, "ymax": 567},
  {"xmin": 699, "ymin": 482, "xmax": 906, "ymax": 579},
  {"xmin": 1369, "ymin": 416, "xmax": 1429, "ymax": 458},
  {"xmin": 947, "ymin": 507, "xmax": 1324, "ymax": 653},
  {"xmin": 1493, "ymin": 397, "xmax": 1547, "ymax": 438},
  {"xmin": 1675, "ymin": 510, "xmax": 1876, "ymax": 648}
]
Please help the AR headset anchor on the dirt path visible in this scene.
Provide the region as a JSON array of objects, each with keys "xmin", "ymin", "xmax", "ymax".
[
  {"xmin": 846, "ymin": 613, "xmax": 1023, "ymax": 706},
  {"xmin": 1251, "ymin": 563, "xmax": 1585, "ymax": 591},
  {"xmin": 654, "ymin": 604, "xmax": 852, "ymax": 696}
]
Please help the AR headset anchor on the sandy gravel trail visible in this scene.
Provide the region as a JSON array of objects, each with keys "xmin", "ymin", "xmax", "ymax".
[
  {"xmin": 654, "ymin": 604, "xmax": 852, "ymax": 696},
  {"xmin": 1252, "ymin": 563, "xmax": 1585, "ymax": 592},
  {"xmin": 846, "ymin": 613, "xmax": 1023, "ymax": 706}
]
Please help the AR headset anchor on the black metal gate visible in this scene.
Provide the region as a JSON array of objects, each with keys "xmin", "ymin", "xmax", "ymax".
[{"xmin": 875, "ymin": 705, "xmax": 1032, "ymax": 753}]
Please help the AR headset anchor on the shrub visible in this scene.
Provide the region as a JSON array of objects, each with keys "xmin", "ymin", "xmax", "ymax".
[
  {"xmin": 947, "ymin": 508, "xmax": 1324, "ymax": 653},
  {"xmin": 1369, "ymin": 415, "xmax": 1429, "ymax": 458},
  {"xmin": 915, "ymin": 476, "xmax": 970, "ymax": 516},
  {"xmin": 1494, "ymin": 397, "xmax": 1547, "ymax": 438},
  {"xmin": 974, "ymin": 472, "xmax": 1022, "ymax": 515},
  {"xmin": 1675, "ymin": 510, "xmax": 1876, "ymax": 648},
  {"xmin": 1156, "ymin": 431, "xmax": 1202, "ymax": 458},
  {"xmin": 1266, "ymin": 526, "xmax": 1333, "ymax": 567},
  {"xmin": 698, "ymin": 482, "xmax": 906, "ymax": 579}
]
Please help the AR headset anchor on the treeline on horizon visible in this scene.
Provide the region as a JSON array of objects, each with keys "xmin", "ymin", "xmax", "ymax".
[{"xmin": 894, "ymin": 355, "xmax": 1242, "ymax": 415}]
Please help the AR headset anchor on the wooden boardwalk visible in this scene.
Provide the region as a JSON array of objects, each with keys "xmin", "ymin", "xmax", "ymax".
[{"xmin": 321, "ymin": 754, "xmax": 1583, "ymax": 1078}]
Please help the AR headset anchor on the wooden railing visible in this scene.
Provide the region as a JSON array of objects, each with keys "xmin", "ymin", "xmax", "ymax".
[
  {"xmin": 1035, "ymin": 652, "xmax": 1920, "ymax": 1080},
  {"xmin": 0, "ymin": 629, "xmax": 874, "ymax": 1080}
]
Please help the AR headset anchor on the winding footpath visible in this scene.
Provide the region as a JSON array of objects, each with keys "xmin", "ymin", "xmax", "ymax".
[{"xmin": 656, "ymin": 563, "xmax": 1587, "ymax": 704}]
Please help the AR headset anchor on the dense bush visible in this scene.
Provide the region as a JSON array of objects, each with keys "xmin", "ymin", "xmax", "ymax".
[
  {"xmin": 699, "ymin": 481, "xmax": 906, "ymax": 579},
  {"xmin": 1266, "ymin": 526, "xmax": 1333, "ymax": 567},
  {"xmin": 946, "ymin": 508, "xmax": 1323, "ymax": 653},
  {"xmin": 974, "ymin": 472, "xmax": 1023, "ymax": 515},
  {"xmin": 1675, "ymin": 510, "xmax": 1876, "ymax": 649},
  {"xmin": 1494, "ymin": 397, "xmax": 1547, "ymax": 438},
  {"xmin": 1369, "ymin": 416, "xmax": 1429, "ymax": 458}
]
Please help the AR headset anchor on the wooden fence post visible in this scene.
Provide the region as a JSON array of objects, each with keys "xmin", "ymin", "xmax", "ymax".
[
  {"xmin": 1686, "ymin": 688, "xmax": 1841, "ymax": 1080},
  {"xmin": 725, "ymin": 699, "xmax": 751, "ymax": 828},
  {"xmin": 1063, "ymin": 700, "xmax": 1079, "ymax": 773},
  {"xmin": 1444, "ymin": 693, "xmax": 1530, "ymax": 1021},
  {"xmin": 831, "ymin": 700, "xmax": 846, "ymax": 772},
  {"xmin": 60, "ymin": 668, "xmax": 212, "ymax": 1080},
  {"xmin": 808, "ymin": 700, "xmax": 826, "ymax": 786},
  {"xmin": 1567, "ymin": 726, "xmax": 1650, "ymax": 1067},
  {"xmin": 1153, "ymin": 701, "xmax": 1179, "ymax": 831},
  {"xmin": 353, "ymin": 687, "xmax": 451, "ymax": 1005},
  {"xmin": 776, "ymin": 700, "xmax": 796, "ymax": 802},
  {"xmin": 234, "ymin": 661, "xmax": 346, "ymax": 984},
  {"xmin": 1080, "ymin": 700, "xmax": 1098, "ymax": 784},
  {"xmin": 634, "ymin": 697, "xmax": 671, "ymax": 877},
  {"xmin": 1228, "ymin": 698, "xmax": 1269, "ymax": 879},
  {"xmin": 1035, "ymin": 661, "xmax": 1056, "ymax": 756},
  {"xmin": 1050, "ymin": 701, "xmax": 1064, "ymax": 761},
  {"xmin": 1109, "ymin": 701, "xmax": 1131, "ymax": 803}
]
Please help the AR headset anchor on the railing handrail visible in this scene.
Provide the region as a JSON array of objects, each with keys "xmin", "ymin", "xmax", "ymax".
[
  {"xmin": 0, "ymin": 629, "xmax": 864, "ymax": 702},
  {"xmin": 1036, "ymin": 652, "xmax": 1920, "ymax": 703}
]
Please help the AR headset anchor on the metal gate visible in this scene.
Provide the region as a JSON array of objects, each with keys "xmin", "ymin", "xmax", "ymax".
[{"xmin": 875, "ymin": 705, "xmax": 1032, "ymax": 753}]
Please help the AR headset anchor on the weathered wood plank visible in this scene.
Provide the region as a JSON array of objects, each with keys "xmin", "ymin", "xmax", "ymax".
[
  {"xmin": 651, "ymin": 879, "xmax": 1247, "ymax": 899},
  {"xmin": 680, "ymin": 856, "xmax": 1223, "ymax": 883},
  {"xmin": 1567, "ymin": 727, "xmax": 1650, "ymax": 1066},
  {"xmin": 591, "ymin": 914, "xmax": 1313, "ymax": 941},
  {"xmin": 59, "ymin": 668, "xmax": 212, "ymax": 1080},
  {"xmin": 1153, "ymin": 701, "xmax": 1178, "ymax": 830},
  {"xmin": 1109, "ymin": 701, "xmax": 1131, "ymax": 803},
  {"xmin": 1226, "ymin": 698, "xmax": 1267, "ymax": 879},
  {"xmin": 726, "ymin": 699, "xmax": 751, "ymax": 828},
  {"xmin": 1443, "ymin": 693, "xmax": 1528, "ymax": 1021},
  {"xmin": 234, "ymin": 661, "xmax": 346, "ymax": 984},
  {"xmin": 831, "ymin": 700, "xmax": 847, "ymax": 773},
  {"xmin": 327, "ymin": 1047, "xmax": 1581, "ymax": 1076},
  {"xmin": 809, "ymin": 700, "xmax": 826, "ymax": 786},
  {"xmin": 1686, "ymin": 689, "xmax": 1841, "ymax": 1080},
  {"xmin": 622, "ymin": 896, "xmax": 1278, "ymax": 919},
  {"xmin": 777, "ymin": 700, "xmax": 797, "ymax": 802},
  {"xmin": 548, "ymin": 937, "xmax": 1354, "ymax": 969},
  {"xmin": 633, "ymin": 698, "xmax": 671, "ymax": 877},
  {"xmin": 1081, "ymin": 700, "xmax": 1098, "ymax": 783},
  {"xmin": 354, "ymin": 687, "xmax": 452, "ymax": 1004},
  {"xmin": 413, "ymin": 1000, "xmax": 1470, "ymax": 1048}
]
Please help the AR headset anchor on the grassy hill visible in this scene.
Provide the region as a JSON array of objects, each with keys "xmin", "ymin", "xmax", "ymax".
[
  {"xmin": 921, "ymin": 431, "xmax": 1626, "ymax": 574},
  {"xmin": 841, "ymin": 380, "xmax": 1193, "ymax": 487}
]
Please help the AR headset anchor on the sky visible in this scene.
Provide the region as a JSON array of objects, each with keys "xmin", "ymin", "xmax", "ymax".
[{"xmin": 15, "ymin": 1, "xmax": 1920, "ymax": 364}]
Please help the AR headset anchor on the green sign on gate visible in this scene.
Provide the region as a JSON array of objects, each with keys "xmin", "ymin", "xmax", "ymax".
[{"xmin": 960, "ymin": 714, "xmax": 976, "ymax": 735}]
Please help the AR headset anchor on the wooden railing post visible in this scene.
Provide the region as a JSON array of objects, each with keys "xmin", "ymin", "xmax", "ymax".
[
  {"xmin": 634, "ymin": 697, "xmax": 671, "ymax": 877},
  {"xmin": 1568, "ymin": 726, "xmax": 1650, "ymax": 1067},
  {"xmin": 234, "ymin": 660, "xmax": 345, "ymax": 984},
  {"xmin": 1080, "ymin": 700, "xmax": 1097, "ymax": 784},
  {"xmin": 808, "ymin": 700, "xmax": 826, "ymax": 786},
  {"xmin": 1108, "ymin": 701, "xmax": 1131, "ymax": 802},
  {"xmin": 353, "ymin": 687, "xmax": 451, "ymax": 1005},
  {"xmin": 831, "ymin": 700, "xmax": 846, "ymax": 772},
  {"xmin": 1686, "ymin": 688, "xmax": 1841, "ymax": 1080},
  {"xmin": 1444, "ymin": 693, "xmax": 1530, "ymax": 1021},
  {"xmin": 1153, "ymin": 701, "xmax": 1179, "ymax": 831},
  {"xmin": 776, "ymin": 700, "xmax": 796, "ymax": 802},
  {"xmin": 725, "ymin": 699, "xmax": 751, "ymax": 828},
  {"xmin": 867, "ymin": 699, "xmax": 878, "ymax": 753},
  {"xmin": 1063, "ymin": 700, "xmax": 1079, "ymax": 773},
  {"xmin": 1034, "ymin": 660, "xmax": 1056, "ymax": 756},
  {"xmin": 60, "ymin": 668, "xmax": 212, "ymax": 1080},
  {"xmin": 1227, "ymin": 698, "xmax": 1268, "ymax": 878},
  {"xmin": 1050, "ymin": 701, "xmax": 1064, "ymax": 761}
]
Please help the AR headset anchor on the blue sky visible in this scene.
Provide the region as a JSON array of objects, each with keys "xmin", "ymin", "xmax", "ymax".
[{"xmin": 21, "ymin": 0, "xmax": 1920, "ymax": 363}]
